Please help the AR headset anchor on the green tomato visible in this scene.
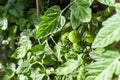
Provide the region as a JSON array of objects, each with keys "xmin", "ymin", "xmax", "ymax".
[
  {"xmin": 61, "ymin": 32, "xmax": 69, "ymax": 43},
  {"xmin": 68, "ymin": 30, "xmax": 80, "ymax": 43},
  {"xmin": 73, "ymin": 43, "xmax": 82, "ymax": 52},
  {"xmin": 83, "ymin": 31, "xmax": 95, "ymax": 43}
]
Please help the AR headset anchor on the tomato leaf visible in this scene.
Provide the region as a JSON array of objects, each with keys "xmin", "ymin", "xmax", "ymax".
[
  {"xmin": 98, "ymin": 0, "xmax": 115, "ymax": 6},
  {"xmin": 56, "ymin": 59, "xmax": 79, "ymax": 75},
  {"xmin": 92, "ymin": 14, "xmax": 120, "ymax": 48},
  {"xmin": 9, "ymin": 2, "xmax": 24, "ymax": 18},
  {"xmin": 54, "ymin": 42, "xmax": 63, "ymax": 62},
  {"xmin": 36, "ymin": 6, "xmax": 65, "ymax": 39},
  {"xmin": 16, "ymin": 61, "xmax": 31, "ymax": 74},
  {"xmin": 70, "ymin": 12, "xmax": 81, "ymax": 29},
  {"xmin": 86, "ymin": 0, "xmax": 94, "ymax": 6},
  {"xmin": 0, "ymin": 17, "xmax": 8, "ymax": 30},
  {"xmin": 16, "ymin": 18, "xmax": 27, "ymax": 27},
  {"xmin": 70, "ymin": 0, "xmax": 92, "ymax": 29},
  {"xmin": 11, "ymin": 30, "xmax": 32, "ymax": 59},
  {"xmin": 115, "ymin": 3, "xmax": 120, "ymax": 14},
  {"xmin": 18, "ymin": 75, "xmax": 29, "ymax": 80},
  {"xmin": 56, "ymin": 54, "xmax": 83, "ymax": 75},
  {"xmin": 30, "ymin": 67, "xmax": 45, "ymax": 80},
  {"xmin": 2, "ymin": 63, "xmax": 16, "ymax": 79},
  {"xmin": 85, "ymin": 49, "xmax": 120, "ymax": 80},
  {"xmin": 31, "ymin": 45, "xmax": 44, "ymax": 55}
]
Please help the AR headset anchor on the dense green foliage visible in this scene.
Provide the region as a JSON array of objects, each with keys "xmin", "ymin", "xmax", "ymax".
[{"xmin": 0, "ymin": 0, "xmax": 120, "ymax": 80}]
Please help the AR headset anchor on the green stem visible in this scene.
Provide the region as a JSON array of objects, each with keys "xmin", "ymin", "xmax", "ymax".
[
  {"xmin": 50, "ymin": 35, "xmax": 57, "ymax": 45},
  {"xmin": 42, "ymin": 38, "xmax": 49, "ymax": 45},
  {"xmin": 29, "ymin": 56, "xmax": 34, "ymax": 62},
  {"xmin": 31, "ymin": 61, "xmax": 46, "ymax": 71},
  {"xmin": 60, "ymin": 2, "xmax": 73, "ymax": 14},
  {"xmin": 38, "ymin": 38, "xmax": 41, "ymax": 44},
  {"xmin": 97, "ymin": 6, "xmax": 115, "ymax": 21}
]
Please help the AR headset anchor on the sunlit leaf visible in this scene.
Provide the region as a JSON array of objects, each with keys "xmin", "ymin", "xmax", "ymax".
[
  {"xmin": 86, "ymin": 49, "xmax": 120, "ymax": 80},
  {"xmin": 16, "ymin": 61, "xmax": 31, "ymax": 74},
  {"xmin": 54, "ymin": 42, "xmax": 63, "ymax": 62},
  {"xmin": 46, "ymin": 67, "xmax": 54, "ymax": 75},
  {"xmin": 92, "ymin": 14, "xmax": 120, "ymax": 48},
  {"xmin": 11, "ymin": 30, "xmax": 32, "ymax": 59},
  {"xmin": 0, "ymin": 17, "xmax": 8, "ymax": 30},
  {"xmin": 56, "ymin": 59, "xmax": 79, "ymax": 75},
  {"xmin": 36, "ymin": 6, "xmax": 64, "ymax": 39},
  {"xmin": 98, "ymin": 0, "xmax": 115, "ymax": 6},
  {"xmin": 70, "ymin": 0, "xmax": 92, "ymax": 29},
  {"xmin": 44, "ymin": 42, "xmax": 54, "ymax": 54},
  {"xmin": 19, "ymin": 75, "xmax": 28, "ymax": 80},
  {"xmin": 56, "ymin": 54, "xmax": 83, "ymax": 75},
  {"xmin": 30, "ymin": 67, "xmax": 45, "ymax": 80},
  {"xmin": 115, "ymin": 3, "xmax": 120, "ymax": 14},
  {"xmin": 70, "ymin": 12, "xmax": 81, "ymax": 29}
]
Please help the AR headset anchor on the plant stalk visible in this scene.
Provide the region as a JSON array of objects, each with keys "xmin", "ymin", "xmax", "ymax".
[{"xmin": 36, "ymin": 0, "xmax": 40, "ymax": 16}]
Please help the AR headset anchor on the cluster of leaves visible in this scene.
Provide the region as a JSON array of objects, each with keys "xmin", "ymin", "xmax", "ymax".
[{"xmin": 0, "ymin": 0, "xmax": 120, "ymax": 80}]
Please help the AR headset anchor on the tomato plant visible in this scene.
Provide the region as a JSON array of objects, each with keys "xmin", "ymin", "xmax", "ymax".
[{"xmin": 0, "ymin": 0, "xmax": 120, "ymax": 80}]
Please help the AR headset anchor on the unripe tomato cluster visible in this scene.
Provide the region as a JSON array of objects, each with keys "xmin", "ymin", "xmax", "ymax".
[
  {"xmin": 61, "ymin": 30, "xmax": 95, "ymax": 53},
  {"xmin": 60, "ymin": 30, "xmax": 95, "ymax": 79}
]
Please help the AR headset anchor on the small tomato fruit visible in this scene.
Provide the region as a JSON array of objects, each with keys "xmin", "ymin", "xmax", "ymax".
[
  {"xmin": 73, "ymin": 43, "xmax": 82, "ymax": 52},
  {"xmin": 68, "ymin": 30, "xmax": 80, "ymax": 43},
  {"xmin": 83, "ymin": 31, "xmax": 95, "ymax": 43},
  {"xmin": 61, "ymin": 32, "xmax": 69, "ymax": 43}
]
